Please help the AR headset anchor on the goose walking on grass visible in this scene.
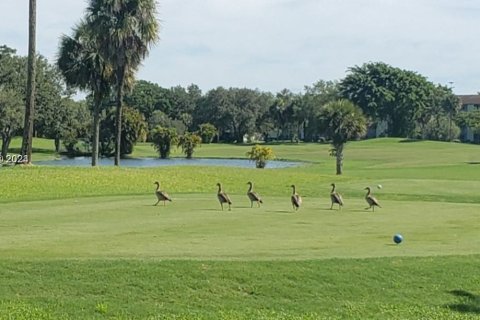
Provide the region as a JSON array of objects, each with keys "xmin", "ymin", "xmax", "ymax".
[
  {"xmin": 217, "ymin": 183, "xmax": 232, "ymax": 211},
  {"xmin": 364, "ymin": 187, "xmax": 381, "ymax": 211},
  {"xmin": 330, "ymin": 183, "xmax": 344, "ymax": 210},
  {"xmin": 247, "ymin": 181, "xmax": 263, "ymax": 208},
  {"xmin": 154, "ymin": 181, "xmax": 172, "ymax": 206},
  {"xmin": 290, "ymin": 184, "xmax": 302, "ymax": 211}
]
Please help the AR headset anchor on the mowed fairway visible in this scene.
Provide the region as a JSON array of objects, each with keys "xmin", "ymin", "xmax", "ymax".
[
  {"xmin": 0, "ymin": 195, "xmax": 479, "ymax": 260},
  {"xmin": 0, "ymin": 138, "xmax": 479, "ymax": 319}
]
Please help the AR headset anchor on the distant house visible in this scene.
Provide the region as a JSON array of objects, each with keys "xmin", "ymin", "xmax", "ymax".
[{"xmin": 457, "ymin": 95, "xmax": 480, "ymax": 142}]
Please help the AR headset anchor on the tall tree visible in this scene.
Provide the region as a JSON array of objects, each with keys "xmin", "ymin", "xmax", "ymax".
[
  {"xmin": 34, "ymin": 56, "xmax": 64, "ymax": 141},
  {"xmin": 60, "ymin": 100, "xmax": 92, "ymax": 156},
  {"xmin": 229, "ymin": 88, "xmax": 265, "ymax": 143},
  {"xmin": 302, "ymin": 80, "xmax": 339, "ymax": 141},
  {"xmin": 0, "ymin": 89, "xmax": 24, "ymax": 158},
  {"xmin": 99, "ymin": 106, "xmax": 146, "ymax": 156},
  {"xmin": 193, "ymin": 87, "xmax": 231, "ymax": 140},
  {"xmin": 0, "ymin": 46, "xmax": 24, "ymax": 91},
  {"xmin": 339, "ymin": 62, "xmax": 439, "ymax": 138},
  {"xmin": 125, "ymin": 80, "xmax": 170, "ymax": 120},
  {"xmin": 86, "ymin": 0, "xmax": 160, "ymax": 165},
  {"xmin": 317, "ymin": 99, "xmax": 367, "ymax": 175},
  {"xmin": 21, "ymin": 0, "xmax": 37, "ymax": 164},
  {"xmin": 270, "ymin": 89, "xmax": 303, "ymax": 141},
  {"xmin": 57, "ymin": 21, "xmax": 112, "ymax": 166}
]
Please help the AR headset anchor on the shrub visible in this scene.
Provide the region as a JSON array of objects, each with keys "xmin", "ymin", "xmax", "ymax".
[
  {"xmin": 151, "ymin": 126, "xmax": 178, "ymax": 159},
  {"xmin": 99, "ymin": 106, "xmax": 147, "ymax": 156},
  {"xmin": 178, "ymin": 132, "xmax": 202, "ymax": 159},
  {"xmin": 246, "ymin": 145, "xmax": 275, "ymax": 168},
  {"xmin": 423, "ymin": 116, "xmax": 460, "ymax": 141},
  {"xmin": 198, "ymin": 123, "xmax": 217, "ymax": 143}
]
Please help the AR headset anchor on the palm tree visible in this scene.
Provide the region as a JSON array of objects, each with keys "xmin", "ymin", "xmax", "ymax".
[
  {"xmin": 20, "ymin": 0, "xmax": 37, "ymax": 164},
  {"xmin": 57, "ymin": 21, "xmax": 112, "ymax": 166},
  {"xmin": 85, "ymin": 0, "xmax": 160, "ymax": 166},
  {"xmin": 318, "ymin": 99, "xmax": 367, "ymax": 175}
]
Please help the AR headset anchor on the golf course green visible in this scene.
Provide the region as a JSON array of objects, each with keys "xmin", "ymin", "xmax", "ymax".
[{"xmin": 0, "ymin": 138, "xmax": 478, "ymax": 319}]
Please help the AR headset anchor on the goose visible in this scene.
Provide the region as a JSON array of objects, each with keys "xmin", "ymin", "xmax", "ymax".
[
  {"xmin": 365, "ymin": 187, "xmax": 381, "ymax": 211},
  {"xmin": 217, "ymin": 182, "xmax": 232, "ymax": 211},
  {"xmin": 290, "ymin": 184, "xmax": 302, "ymax": 211},
  {"xmin": 154, "ymin": 181, "xmax": 172, "ymax": 206},
  {"xmin": 247, "ymin": 181, "xmax": 263, "ymax": 208},
  {"xmin": 330, "ymin": 183, "xmax": 344, "ymax": 210}
]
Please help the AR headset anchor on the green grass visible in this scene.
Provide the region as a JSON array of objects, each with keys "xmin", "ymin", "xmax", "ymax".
[
  {"xmin": 0, "ymin": 195, "xmax": 478, "ymax": 260},
  {"xmin": 1, "ymin": 137, "xmax": 480, "ymax": 318},
  {"xmin": 0, "ymin": 257, "xmax": 478, "ymax": 319}
]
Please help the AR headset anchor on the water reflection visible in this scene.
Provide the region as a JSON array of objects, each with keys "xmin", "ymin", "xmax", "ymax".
[{"xmin": 35, "ymin": 157, "xmax": 301, "ymax": 169}]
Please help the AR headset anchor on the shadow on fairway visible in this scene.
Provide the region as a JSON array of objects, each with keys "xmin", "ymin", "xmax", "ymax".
[
  {"xmin": 318, "ymin": 208, "xmax": 339, "ymax": 211},
  {"xmin": 348, "ymin": 209, "xmax": 375, "ymax": 213},
  {"xmin": 447, "ymin": 290, "xmax": 480, "ymax": 314},
  {"xmin": 265, "ymin": 210, "xmax": 295, "ymax": 214},
  {"xmin": 398, "ymin": 138, "xmax": 421, "ymax": 143}
]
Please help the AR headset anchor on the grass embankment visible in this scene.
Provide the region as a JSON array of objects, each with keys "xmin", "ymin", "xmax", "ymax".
[{"xmin": 0, "ymin": 138, "xmax": 479, "ymax": 319}]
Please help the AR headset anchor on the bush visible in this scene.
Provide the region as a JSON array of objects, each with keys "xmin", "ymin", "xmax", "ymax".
[
  {"xmin": 99, "ymin": 106, "xmax": 147, "ymax": 156},
  {"xmin": 198, "ymin": 123, "xmax": 217, "ymax": 143},
  {"xmin": 246, "ymin": 145, "xmax": 275, "ymax": 168},
  {"xmin": 423, "ymin": 116, "xmax": 460, "ymax": 141},
  {"xmin": 178, "ymin": 132, "xmax": 202, "ymax": 159},
  {"xmin": 147, "ymin": 110, "xmax": 186, "ymax": 139},
  {"xmin": 151, "ymin": 126, "xmax": 178, "ymax": 159}
]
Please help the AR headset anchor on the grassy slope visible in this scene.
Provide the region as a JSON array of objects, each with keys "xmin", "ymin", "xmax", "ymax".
[{"xmin": 1, "ymin": 137, "xmax": 480, "ymax": 318}]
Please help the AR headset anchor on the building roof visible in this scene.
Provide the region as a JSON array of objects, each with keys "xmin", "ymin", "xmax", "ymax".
[{"xmin": 457, "ymin": 95, "xmax": 480, "ymax": 105}]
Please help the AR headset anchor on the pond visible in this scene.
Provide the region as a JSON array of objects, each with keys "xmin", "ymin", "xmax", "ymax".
[{"xmin": 34, "ymin": 157, "xmax": 301, "ymax": 169}]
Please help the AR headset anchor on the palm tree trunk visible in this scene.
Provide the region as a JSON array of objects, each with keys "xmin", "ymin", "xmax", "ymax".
[
  {"xmin": 54, "ymin": 137, "xmax": 60, "ymax": 153},
  {"xmin": 335, "ymin": 144, "xmax": 344, "ymax": 175},
  {"xmin": 1, "ymin": 134, "xmax": 9, "ymax": 159},
  {"xmin": 21, "ymin": 0, "xmax": 36, "ymax": 164},
  {"xmin": 91, "ymin": 94, "xmax": 101, "ymax": 166},
  {"xmin": 114, "ymin": 67, "xmax": 125, "ymax": 166}
]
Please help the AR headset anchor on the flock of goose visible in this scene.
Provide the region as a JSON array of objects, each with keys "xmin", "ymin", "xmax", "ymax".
[{"xmin": 154, "ymin": 181, "xmax": 382, "ymax": 212}]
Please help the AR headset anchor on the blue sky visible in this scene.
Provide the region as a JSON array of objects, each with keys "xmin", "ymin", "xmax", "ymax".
[{"xmin": 1, "ymin": 0, "xmax": 479, "ymax": 94}]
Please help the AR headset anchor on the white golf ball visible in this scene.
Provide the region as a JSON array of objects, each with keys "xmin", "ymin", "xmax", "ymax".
[{"xmin": 377, "ymin": 184, "xmax": 383, "ymax": 189}]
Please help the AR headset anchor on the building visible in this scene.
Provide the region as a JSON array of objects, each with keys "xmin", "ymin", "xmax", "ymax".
[{"xmin": 457, "ymin": 95, "xmax": 480, "ymax": 142}]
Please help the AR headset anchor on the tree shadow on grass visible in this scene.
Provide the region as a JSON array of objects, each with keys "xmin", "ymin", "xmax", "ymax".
[
  {"xmin": 447, "ymin": 290, "xmax": 480, "ymax": 314},
  {"xmin": 346, "ymin": 209, "xmax": 375, "ymax": 213},
  {"xmin": 9, "ymin": 147, "xmax": 57, "ymax": 155},
  {"xmin": 265, "ymin": 210, "xmax": 294, "ymax": 214},
  {"xmin": 398, "ymin": 138, "xmax": 422, "ymax": 143}
]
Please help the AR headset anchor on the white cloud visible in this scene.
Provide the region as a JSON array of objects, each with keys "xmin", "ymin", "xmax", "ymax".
[{"xmin": 1, "ymin": 0, "xmax": 479, "ymax": 94}]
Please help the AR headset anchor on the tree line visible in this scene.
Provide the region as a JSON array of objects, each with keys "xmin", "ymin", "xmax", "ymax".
[
  {"xmin": 2, "ymin": 0, "xmax": 471, "ymax": 174},
  {"xmin": 1, "ymin": 40, "xmax": 464, "ymax": 172}
]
